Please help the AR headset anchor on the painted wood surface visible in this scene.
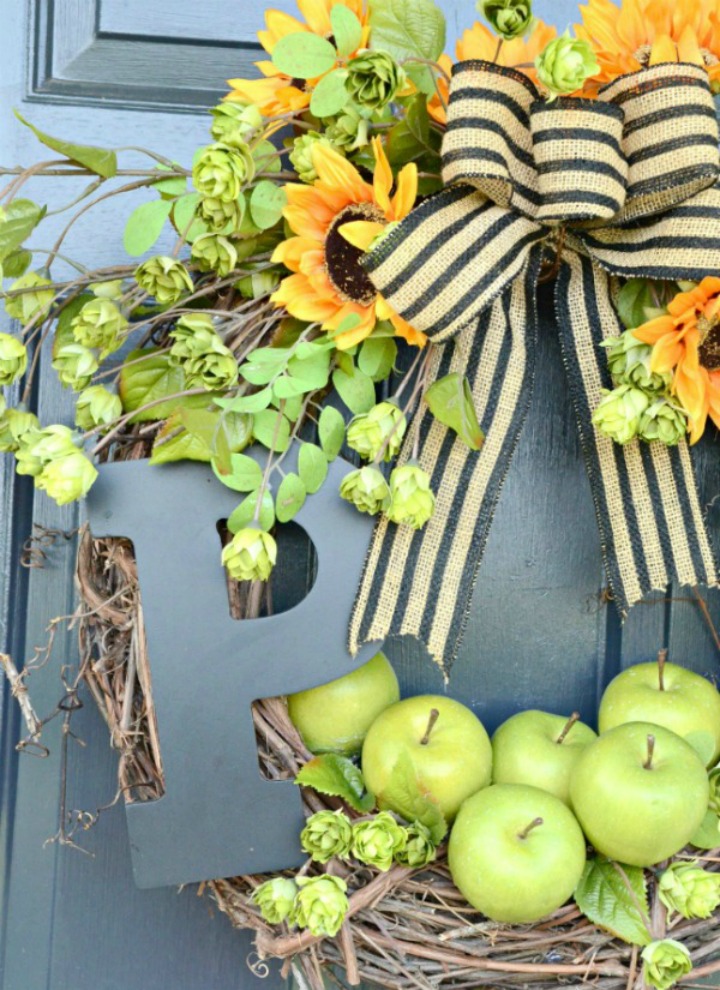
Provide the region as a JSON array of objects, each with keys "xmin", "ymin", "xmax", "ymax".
[{"xmin": 1, "ymin": 0, "xmax": 719, "ymax": 987}]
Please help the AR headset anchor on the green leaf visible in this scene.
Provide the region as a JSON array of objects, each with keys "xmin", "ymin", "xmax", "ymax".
[
  {"xmin": 288, "ymin": 346, "xmax": 331, "ymax": 389},
  {"xmin": 212, "ymin": 451, "xmax": 263, "ymax": 492},
  {"xmin": 215, "ymin": 387, "xmax": 273, "ymax": 414},
  {"xmin": 249, "ymin": 181, "xmax": 287, "ymax": 231},
  {"xmin": 331, "ymin": 4, "xmax": 363, "ymax": 56},
  {"xmin": 358, "ymin": 337, "xmax": 397, "ymax": 381},
  {"xmin": 119, "ymin": 349, "xmax": 213, "ymax": 422},
  {"xmin": 153, "ymin": 174, "xmax": 188, "ymax": 197},
  {"xmin": 0, "ymin": 199, "xmax": 45, "ymax": 262},
  {"xmin": 14, "ymin": 110, "xmax": 117, "ymax": 178},
  {"xmin": 575, "ymin": 859, "xmax": 652, "ymax": 947},
  {"xmin": 173, "ymin": 192, "xmax": 201, "ymax": 235},
  {"xmin": 425, "ymin": 372, "xmax": 484, "ymax": 450},
  {"xmin": 690, "ymin": 808, "xmax": 720, "ymax": 850},
  {"xmin": 298, "ymin": 442, "xmax": 328, "ymax": 493},
  {"xmin": 253, "ymin": 408, "xmax": 291, "ymax": 452},
  {"xmin": 318, "ymin": 405, "xmax": 345, "ymax": 460},
  {"xmin": 406, "ymin": 94, "xmax": 431, "ymax": 147},
  {"xmin": 333, "ymin": 365, "xmax": 376, "ymax": 414},
  {"xmin": 296, "ymin": 753, "xmax": 375, "ymax": 814},
  {"xmin": 379, "ymin": 750, "xmax": 447, "ymax": 844},
  {"xmin": 276, "ymin": 472, "xmax": 306, "ymax": 522},
  {"xmin": 272, "ymin": 32, "xmax": 337, "ymax": 80},
  {"xmin": 252, "ymin": 140, "xmax": 282, "ymax": 176},
  {"xmin": 368, "ymin": 0, "xmax": 446, "ymax": 84},
  {"xmin": 616, "ymin": 279, "xmax": 675, "ymax": 331},
  {"xmin": 123, "ymin": 199, "xmax": 172, "ymax": 257},
  {"xmin": 227, "ymin": 488, "xmax": 276, "ymax": 533},
  {"xmin": 2, "ymin": 249, "xmax": 32, "ymax": 279},
  {"xmin": 273, "ymin": 375, "xmax": 309, "ymax": 399},
  {"xmin": 310, "ymin": 69, "xmax": 349, "ymax": 117},
  {"xmin": 149, "ymin": 411, "xmax": 215, "ymax": 465}
]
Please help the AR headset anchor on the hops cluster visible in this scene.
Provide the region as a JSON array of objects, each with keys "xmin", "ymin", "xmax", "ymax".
[
  {"xmin": 4, "ymin": 272, "xmax": 53, "ymax": 323},
  {"xmin": 13, "ymin": 424, "xmax": 97, "ymax": 504},
  {"xmin": 134, "ymin": 256, "xmax": 193, "ymax": 306},
  {"xmin": 351, "ymin": 811, "xmax": 407, "ymax": 871},
  {"xmin": 658, "ymin": 861, "xmax": 720, "ymax": 920},
  {"xmin": 595, "ymin": 331, "xmax": 689, "ymax": 446},
  {"xmin": 300, "ymin": 811, "xmax": 353, "ymax": 864},
  {"xmin": 347, "ymin": 402, "xmax": 406, "ymax": 462},
  {"xmin": 74, "ymin": 386, "xmax": 122, "ymax": 431},
  {"xmin": 0, "ymin": 332, "xmax": 28, "ymax": 386},
  {"xmin": 641, "ymin": 939, "xmax": 693, "ymax": 990},
  {"xmin": 291, "ymin": 875, "xmax": 349, "ymax": 938},
  {"xmin": 480, "ymin": 0, "xmax": 534, "ymax": 41},
  {"xmin": 169, "ymin": 313, "xmax": 238, "ymax": 391},
  {"xmin": 221, "ymin": 526, "xmax": 277, "ymax": 582},
  {"xmin": 340, "ymin": 459, "xmax": 435, "ymax": 529},
  {"xmin": 52, "ymin": 343, "xmax": 100, "ymax": 392},
  {"xmin": 290, "ymin": 133, "xmax": 341, "ymax": 184},
  {"xmin": 535, "ymin": 32, "xmax": 599, "ymax": 99},
  {"xmin": 346, "ymin": 51, "xmax": 406, "ymax": 113},
  {"xmin": 252, "ymin": 877, "xmax": 298, "ymax": 925}
]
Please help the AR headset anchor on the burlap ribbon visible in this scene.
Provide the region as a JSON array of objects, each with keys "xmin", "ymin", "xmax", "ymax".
[{"xmin": 349, "ymin": 60, "xmax": 720, "ymax": 672}]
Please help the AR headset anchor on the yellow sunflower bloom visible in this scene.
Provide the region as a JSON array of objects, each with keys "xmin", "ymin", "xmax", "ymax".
[
  {"xmin": 633, "ymin": 277, "xmax": 720, "ymax": 443},
  {"xmin": 227, "ymin": 0, "xmax": 370, "ymax": 117},
  {"xmin": 576, "ymin": 0, "xmax": 720, "ymax": 92},
  {"xmin": 271, "ymin": 138, "xmax": 425, "ymax": 349}
]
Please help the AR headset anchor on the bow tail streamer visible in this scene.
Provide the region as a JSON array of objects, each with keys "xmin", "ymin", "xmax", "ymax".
[
  {"xmin": 349, "ymin": 249, "xmax": 543, "ymax": 671},
  {"xmin": 555, "ymin": 252, "xmax": 719, "ymax": 614}
]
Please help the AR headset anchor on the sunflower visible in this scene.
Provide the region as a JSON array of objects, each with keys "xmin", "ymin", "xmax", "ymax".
[
  {"xmin": 226, "ymin": 0, "xmax": 370, "ymax": 117},
  {"xmin": 456, "ymin": 19, "xmax": 559, "ymax": 85},
  {"xmin": 633, "ymin": 277, "xmax": 720, "ymax": 443},
  {"xmin": 576, "ymin": 0, "xmax": 720, "ymax": 92},
  {"xmin": 271, "ymin": 137, "xmax": 424, "ymax": 349}
]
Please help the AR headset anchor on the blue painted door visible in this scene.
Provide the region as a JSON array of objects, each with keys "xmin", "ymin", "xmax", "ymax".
[{"xmin": 1, "ymin": 1, "xmax": 718, "ymax": 988}]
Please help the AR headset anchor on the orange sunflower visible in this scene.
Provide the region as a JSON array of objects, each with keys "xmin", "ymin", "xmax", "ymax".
[
  {"xmin": 271, "ymin": 137, "xmax": 424, "ymax": 349},
  {"xmin": 226, "ymin": 0, "xmax": 370, "ymax": 117},
  {"xmin": 576, "ymin": 0, "xmax": 720, "ymax": 92},
  {"xmin": 633, "ymin": 278, "xmax": 720, "ymax": 443}
]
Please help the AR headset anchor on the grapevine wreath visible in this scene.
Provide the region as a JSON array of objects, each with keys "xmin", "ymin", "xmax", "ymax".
[{"xmin": 3, "ymin": 0, "xmax": 720, "ymax": 988}]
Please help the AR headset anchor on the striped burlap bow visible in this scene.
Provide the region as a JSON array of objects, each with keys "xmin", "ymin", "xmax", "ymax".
[{"xmin": 349, "ymin": 59, "xmax": 720, "ymax": 672}]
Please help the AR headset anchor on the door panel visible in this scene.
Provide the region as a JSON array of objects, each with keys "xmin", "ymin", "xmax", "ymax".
[{"xmin": 1, "ymin": 0, "xmax": 719, "ymax": 988}]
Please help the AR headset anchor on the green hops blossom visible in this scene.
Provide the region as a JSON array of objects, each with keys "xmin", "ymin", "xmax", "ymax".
[
  {"xmin": 290, "ymin": 132, "xmax": 341, "ymax": 184},
  {"xmin": 658, "ymin": 862, "xmax": 720, "ymax": 920},
  {"xmin": 134, "ymin": 256, "xmax": 193, "ymax": 306},
  {"xmin": 638, "ymin": 399, "xmax": 688, "ymax": 446},
  {"xmin": 339, "ymin": 465, "xmax": 391, "ymax": 515},
  {"xmin": 252, "ymin": 877, "xmax": 298, "ymax": 925},
  {"xmin": 394, "ymin": 822, "xmax": 437, "ymax": 868},
  {"xmin": 480, "ymin": 0, "xmax": 534, "ymax": 40},
  {"xmin": 0, "ymin": 332, "xmax": 28, "ymax": 385},
  {"xmin": 291, "ymin": 875, "xmax": 349, "ymax": 937},
  {"xmin": 4, "ymin": 272, "xmax": 53, "ymax": 323},
  {"xmin": 346, "ymin": 401, "xmax": 407, "ymax": 462},
  {"xmin": 346, "ymin": 51, "xmax": 406, "ymax": 113},
  {"xmin": 191, "ymin": 234, "xmax": 238, "ymax": 277},
  {"xmin": 641, "ymin": 939, "xmax": 693, "ymax": 990},
  {"xmin": 71, "ymin": 298, "xmax": 127, "ymax": 356},
  {"xmin": 535, "ymin": 33, "xmax": 599, "ymax": 99},
  {"xmin": 592, "ymin": 385, "xmax": 650, "ymax": 445},
  {"xmin": 168, "ymin": 313, "xmax": 217, "ymax": 362},
  {"xmin": 235, "ymin": 265, "xmax": 282, "ymax": 300},
  {"xmin": 88, "ymin": 279, "xmax": 124, "ymax": 300},
  {"xmin": 197, "ymin": 194, "xmax": 244, "ymax": 233},
  {"xmin": 300, "ymin": 810, "xmax": 353, "ymax": 864},
  {"xmin": 0, "ymin": 408, "xmax": 39, "ymax": 453},
  {"xmin": 387, "ymin": 463, "xmax": 435, "ymax": 529},
  {"xmin": 74, "ymin": 386, "xmax": 122, "ymax": 431},
  {"xmin": 14, "ymin": 424, "xmax": 77, "ymax": 478},
  {"xmin": 326, "ymin": 107, "xmax": 371, "ymax": 151},
  {"xmin": 210, "ymin": 102, "xmax": 263, "ymax": 148},
  {"xmin": 184, "ymin": 343, "xmax": 238, "ymax": 391},
  {"xmin": 192, "ymin": 142, "xmax": 255, "ymax": 203},
  {"xmin": 351, "ymin": 812, "xmax": 407, "ymax": 871},
  {"xmin": 221, "ymin": 526, "xmax": 277, "ymax": 582},
  {"xmin": 52, "ymin": 343, "xmax": 99, "ymax": 391},
  {"xmin": 601, "ymin": 331, "xmax": 670, "ymax": 392}
]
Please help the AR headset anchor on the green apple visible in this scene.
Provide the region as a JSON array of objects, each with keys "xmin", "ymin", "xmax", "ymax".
[
  {"xmin": 492, "ymin": 710, "xmax": 597, "ymax": 805},
  {"xmin": 361, "ymin": 695, "xmax": 492, "ymax": 822},
  {"xmin": 448, "ymin": 783, "xmax": 587, "ymax": 923},
  {"xmin": 287, "ymin": 651, "xmax": 400, "ymax": 756},
  {"xmin": 569, "ymin": 721, "xmax": 710, "ymax": 867},
  {"xmin": 598, "ymin": 652, "xmax": 720, "ymax": 766}
]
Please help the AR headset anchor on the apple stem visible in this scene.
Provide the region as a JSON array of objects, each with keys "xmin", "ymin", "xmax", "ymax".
[
  {"xmin": 644, "ymin": 734, "xmax": 656, "ymax": 770},
  {"xmin": 420, "ymin": 708, "xmax": 440, "ymax": 745},
  {"xmin": 556, "ymin": 712, "xmax": 581, "ymax": 744},
  {"xmin": 517, "ymin": 817, "xmax": 544, "ymax": 840},
  {"xmin": 657, "ymin": 648, "xmax": 667, "ymax": 691}
]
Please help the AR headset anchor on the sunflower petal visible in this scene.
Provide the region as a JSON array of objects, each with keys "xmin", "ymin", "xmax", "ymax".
[
  {"xmin": 312, "ymin": 145, "xmax": 370, "ymax": 201},
  {"xmin": 391, "ymin": 163, "xmax": 418, "ymax": 220},
  {"xmin": 339, "ymin": 220, "xmax": 386, "ymax": 251},
  {"xmin": 372, "ymin": 137, "xmax": 393, "ymax": 214}
]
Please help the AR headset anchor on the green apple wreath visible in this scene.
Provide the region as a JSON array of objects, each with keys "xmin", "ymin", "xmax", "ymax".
[{"xmin": 3, "ymin": 0, "xmax": 720, "ymax": 986}]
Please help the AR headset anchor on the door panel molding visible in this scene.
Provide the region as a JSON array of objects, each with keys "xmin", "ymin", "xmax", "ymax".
[{"xmin": 29, "ymin": 0, "xmax": 261, "ymax": 112}]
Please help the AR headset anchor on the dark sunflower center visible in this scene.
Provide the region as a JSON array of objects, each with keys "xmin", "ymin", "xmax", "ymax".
[
  {"xmin": 325, "ymin": 204, "xmax": 385, "ymax": 305},
  {"xmin": 290, "ymin": 78, "xmax": 308, "ymax": 91},
  {"xmin": 699, "ymin": 315, "xmax": 720, "ymax": 370}
]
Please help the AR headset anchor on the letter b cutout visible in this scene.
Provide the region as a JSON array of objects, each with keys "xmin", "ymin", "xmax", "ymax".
[{"xmin": 86, "ymin": 449, "xmax": 378, "ymax": 888}]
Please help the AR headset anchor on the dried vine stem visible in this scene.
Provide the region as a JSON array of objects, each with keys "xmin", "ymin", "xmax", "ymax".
[{"xmin": 0, "ymin": 652, "xmax": 43, "ymax": 747}]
